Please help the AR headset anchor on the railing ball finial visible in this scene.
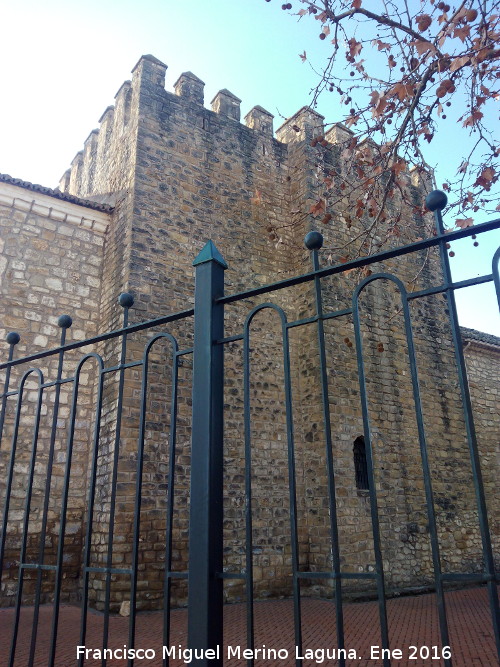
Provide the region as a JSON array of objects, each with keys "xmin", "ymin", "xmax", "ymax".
[
  {"xmin": 425, "ymin": 190, "xmax": 448, "ymax": 212},
  {"xmin": 57, "ymin": 315, "xmax": 73, "ymax": 329},
  {"xmin": 6, "ymin": 332, "xmax": 20, "ymax": 346},
  {"xmin": 304, "ymin": 231, "xmax": 324, "ymax": 250},
  {"xmin": 118, "ymin": 292, "xmax": 134, "ymax": 308}
]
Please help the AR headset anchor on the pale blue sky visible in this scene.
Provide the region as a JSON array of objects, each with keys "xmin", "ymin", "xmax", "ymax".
[{"xmin": 1, "ymin": 0, "xmax": 499, "ymax": 333}]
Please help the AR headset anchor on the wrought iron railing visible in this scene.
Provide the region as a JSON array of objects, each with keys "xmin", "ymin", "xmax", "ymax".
[{"xmin": 0, "ymin": 191, "xmax": 499, "ymax": 666}]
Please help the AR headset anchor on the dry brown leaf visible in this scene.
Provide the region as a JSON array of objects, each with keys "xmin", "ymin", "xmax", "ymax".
[{"xmin": 455, "ymin": 217, "xmax": 474, "ymax": 228}]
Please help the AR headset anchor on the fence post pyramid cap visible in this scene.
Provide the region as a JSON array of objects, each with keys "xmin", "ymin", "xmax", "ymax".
[{"xmin": 193, "ymin": 240, "xmax": 228, "ymax": 269}]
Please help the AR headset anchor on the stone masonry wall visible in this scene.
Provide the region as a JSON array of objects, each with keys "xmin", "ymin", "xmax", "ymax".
[
  {"xmin": 0, "ymin": 179, "xmax": 110, "ymax": 605},
  {"xmin": 58, "ymin": 55, "xmax": 498, "ymax": 608},
  {"xmin": 463, "ymin": 336, "xmax": 500, "ymax": 561},
  {"xmin": 1, "ymin": 53, "xmax": 498, "ymax": 611}
]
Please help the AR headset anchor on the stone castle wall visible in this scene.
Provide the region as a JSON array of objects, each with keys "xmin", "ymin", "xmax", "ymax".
[
  {"xmin": 463, "ymin": 334, "xmax": 500, "ymax": 554},
  {"xmin": 0, "ymin": 54, "xmax": 498, "ymax": 610},
  {"xmin": 0, "ymin": 179, "xmax": 110, "ymax": 604}
]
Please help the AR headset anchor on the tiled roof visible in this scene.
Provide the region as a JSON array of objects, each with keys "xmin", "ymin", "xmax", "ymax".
[
  {"xmin": 460, "ymin": 326, "xmax": 500, "ymax": 348},
  {"xmin": 0, "ymin": 173, "xmax": 114, "ymax": 213}
]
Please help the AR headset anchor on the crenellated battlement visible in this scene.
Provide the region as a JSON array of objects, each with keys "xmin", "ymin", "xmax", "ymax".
[
  {"xmin": 58, "ymin": 55, "xmax": 344, "ymax": 199},
  {"xmin": 276, "ymin": 106, "xmax": 324, "ymax": 143},
  {"xmin": 173, "ymin": 71, "xmax": 205, "ymax": 104},
  {"xmin": 55, "ymin": 53, "xmax": 435, "ymax": 329},
  {"xmin": 60, "ymin": 54, "xmax": 431, "ymax": 208},
  {"xmin": 244, "ymin": 105, "xmax": 274, "ymax": 135}
]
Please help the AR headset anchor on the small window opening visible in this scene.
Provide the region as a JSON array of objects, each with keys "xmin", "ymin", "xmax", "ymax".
[{"xmin": 353, "ymin": 436, "xmax": 369, "ymax": 490}]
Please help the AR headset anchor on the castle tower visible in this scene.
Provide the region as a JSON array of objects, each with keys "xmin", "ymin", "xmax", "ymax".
[{"xmin": 0, "ymin": 55, "xmax": 497, "ymax": 613}]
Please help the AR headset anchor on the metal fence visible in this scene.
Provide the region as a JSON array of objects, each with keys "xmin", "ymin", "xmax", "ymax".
[{"xmin": 0, "ymin": 191, "xmax": 499, "ymax": 666}]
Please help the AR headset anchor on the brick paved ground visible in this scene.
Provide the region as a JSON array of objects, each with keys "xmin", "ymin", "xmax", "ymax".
[{"xmin": 0, "ymin": 587, "xmax": 497, "ymax": 666}]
